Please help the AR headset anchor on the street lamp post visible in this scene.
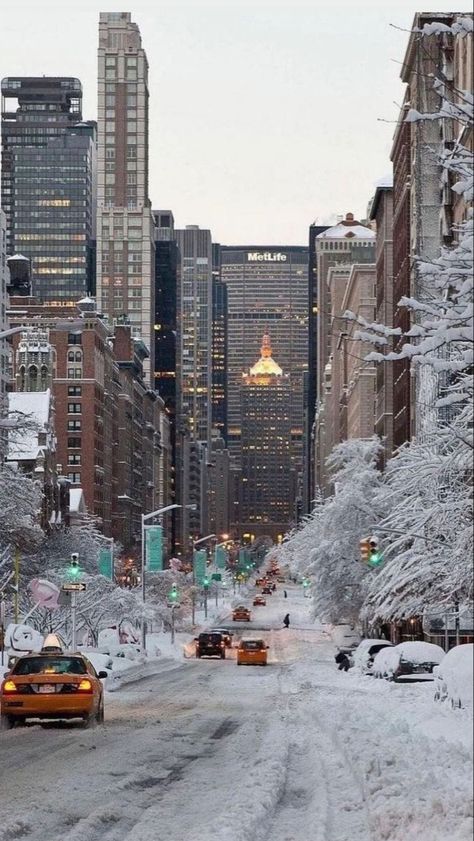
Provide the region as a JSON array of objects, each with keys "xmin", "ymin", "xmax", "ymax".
[
  {"xmin": 191, "ymin": 533, "xmax": 216, "ymax": 626},
  {"xmin": 141, "ymin": 503, "xmax": 195, "ymax": 651}
]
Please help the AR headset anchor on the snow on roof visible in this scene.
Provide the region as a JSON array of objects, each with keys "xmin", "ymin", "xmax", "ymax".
[
  {"xmin": 375, "ymin": 173, "xmax": 393, "ymax": 189},
  {"xmin": 316, "ymin": 213, "xmax": 375, "ymax": 240},
  {"xmin": 69, "ymin": 487, "xmax": 86, "ymax": 513},
  {"xmin": 7, "ymin": 389, "xmax": 51, "ymax": 461}
]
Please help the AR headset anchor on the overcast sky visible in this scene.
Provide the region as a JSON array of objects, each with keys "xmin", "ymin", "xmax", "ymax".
[{"xmin": 1, "ymin": 0, "xmax": 472, "ymax": 244}]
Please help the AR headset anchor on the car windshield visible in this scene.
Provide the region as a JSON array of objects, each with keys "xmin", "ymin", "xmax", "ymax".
[
  {"xmin": 242, "ymin": 641, "xmax": 264, "ymax": 650},
  {"xmin": 12, "ymin": 656, "xmax": 88, "ymax": 676}
]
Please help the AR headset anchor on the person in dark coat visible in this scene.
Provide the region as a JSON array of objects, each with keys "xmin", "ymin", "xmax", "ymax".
[
  {"xmin": 272, "ymin": 583, "xmax": 276, "ymax": 592},
  {"xmin": 283, "ymin": 613, "xmax": 290, "ymax": 628},
  {"xmin": 283, "ymin": 590, "xmax": 287, "ymax": 598},
  {"xmin": 335, "ymin": 651, "xmax": 350, "ymax": 672}
]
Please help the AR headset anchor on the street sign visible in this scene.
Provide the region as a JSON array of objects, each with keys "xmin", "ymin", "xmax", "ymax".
[
  {"xmin": 211, "ymin": 573, "xmax": 222, "ymax": 581},
  {"xmin": 62, "ymin": 582, "xmax": 87, "ymax": 592},
  {"xmin": 146, "ymin": 525, "xmax": 163, "ymax": 572},
  {"xmin": 193, "ymin": 550, "xmax": 207, "ymax": 585}
]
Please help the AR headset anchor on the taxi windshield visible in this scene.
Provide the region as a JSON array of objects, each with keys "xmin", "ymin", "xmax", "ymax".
[{"xmin": 12, "ymin": 657, "xmax": 87, "ymax": 676}]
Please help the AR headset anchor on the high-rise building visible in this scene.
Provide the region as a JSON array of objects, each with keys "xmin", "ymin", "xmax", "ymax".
[
  {"xmin": 96, "ymin": 12, "xmax": 155, "ymax": 383},
  {"xmin": 154, "ymin": 210, "xmax": 179, "ymax": 551},
  {"xmin": 314, "ymin": 214, "xmax": 375, "ymax": 493},
  {"xmin": 174, "ymin": 224, "xmax": 213, "ymax": 549},
  {"xmin": 370, "ymin": 178, "xmax": 394, "ymax": 465},
  {"xmin": 218, "ymin": 245, "xmax": 309, "ymax": 513},
  {"xmin": 305, "ymin": 223, "xmax": 329, "ymax": 510},
  {"xmin": 240, "ymin": 333, "xmax": 292, "ymax": 542},
  {"xmin": 0, "ymin": 210, "xmax": 8, "ymax": 456},
  {"xmin": 391, "ymin": 12, "xmax": 473, "ymax": 440},
  {"xmin": 1, "ymin": 77, "xmax": 96, "ymax": 303},
  {"xmin": 1, "ymin": 77, "xmax": 82, "ymax": 250},
  {"xmin": 211, "ymin": 246, "xmax": 227, "ymax": 442}
]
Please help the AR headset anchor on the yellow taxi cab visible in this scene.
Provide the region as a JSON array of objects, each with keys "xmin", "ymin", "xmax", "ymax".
[
  {"xmin": 237, "ymin": 639, "xmax": 269, "ymax": 666},
  {"xmin": 232, "ymin": 606, "xmax": 251, "ymax": 622},
  {"xmin": 0, "ymin": 635, "xmax": 107, "ymax": 730}
]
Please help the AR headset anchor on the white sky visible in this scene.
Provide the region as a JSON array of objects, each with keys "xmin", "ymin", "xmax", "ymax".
[{"xmin": 1, "ymin": 0, "xmax": 472, "ymax": 244}]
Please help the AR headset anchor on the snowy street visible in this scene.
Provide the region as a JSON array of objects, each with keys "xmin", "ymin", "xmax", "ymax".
[{"xmin": 0, "ymin": 586, "xmax": 472, "ymax": 841}]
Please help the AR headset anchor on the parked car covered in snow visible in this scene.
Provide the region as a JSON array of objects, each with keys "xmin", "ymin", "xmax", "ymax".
[
  {"xmin": 352, "ymin": 639, "xmax": 393, "ymax": 674},
  {"xmin": 434, "ymin": 644, "xmax": 474, "ymax": 709},
  {"xmin": 330, "ymin": 623, "xmax": 361, "ymax": 654},
  {"xmin": 372, "ymin": 641, "xmax": 444, "ymax": 682}
]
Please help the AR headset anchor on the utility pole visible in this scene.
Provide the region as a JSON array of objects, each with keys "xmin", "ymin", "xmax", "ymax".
[
  {"xmin": 71, "ymin": 590, "xmax": 77, "ymax": 651},
  {"xmin": 13, "ymin": 548, "xmax": 20, "ymax": 623}
]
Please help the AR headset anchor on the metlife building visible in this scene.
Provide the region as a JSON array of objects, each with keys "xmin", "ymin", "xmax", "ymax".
[{"xmin": 218, "ymin": 245, "xmax": 309, "ymax": 523}]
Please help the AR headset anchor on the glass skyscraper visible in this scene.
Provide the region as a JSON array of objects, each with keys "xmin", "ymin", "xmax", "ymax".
[{"xmin": 1, "ymin": 77, "xmax": 96, "ymax": 303}]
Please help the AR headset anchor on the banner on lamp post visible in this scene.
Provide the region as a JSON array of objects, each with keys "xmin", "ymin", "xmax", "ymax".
[
  {"xmin": 146, "ymin": 526, "xmax": 163, "ymax": 572},
  {"xmin": 193, "ymin": 550, "xmax": 207, "ymax": 585},
  {"xmin": 98, "ymin": 548, "xmax": 113, "ymax": 579},
  {"xmin": 215, "ymin": 547, "xmax": 227, "ymax": 569}
]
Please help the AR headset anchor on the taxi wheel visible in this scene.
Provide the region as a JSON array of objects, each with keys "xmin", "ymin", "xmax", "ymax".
[
  {"xmin": 0, "ymin": 714, "xmax": 15, "ymax": 730},
  {"xmin": 97, "ymin": 700, "xmax": 105, "ymax": 724}
]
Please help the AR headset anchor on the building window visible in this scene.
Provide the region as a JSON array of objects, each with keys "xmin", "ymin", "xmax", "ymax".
[
  {"xmin": 67, "ymin": 472, "xmax": 81, "ymax": 484},
  {"xmin": 68, "ymin": 454, "xmax": 81, "ymax": 465},
  {"xmin": 67, "ymin": 367, "xmax": 83, "ymax": 379},
  {"xmin": 68, "ymin": 333, "xmax": 81, "ymax": 345},
  {"xmin": 67, "ymin": 419, "xmax": 81, "ymax": 431},
  {"xmin": 67, "ymin": 437, "xmax": 81, "ymax": 448},
  {"xmin": 68, "ymin": 403, "xmax": 82, "ymax": 414}
]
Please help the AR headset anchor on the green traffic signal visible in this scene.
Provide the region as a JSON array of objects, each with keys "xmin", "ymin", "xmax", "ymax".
[
  {"xmin": 368, "ymin": 552, "xmax": 383, "ymax": 567},
  {"xmin": 169, "ymin": 584, "xmax": 179, "ymax": 601},
  {"xmin": 69, "ymin": 557, "xmax": 80, "ymax": 578},
  {"xmin": 203, "ymin": 577, "xmax": 209, "ymax": 587}
]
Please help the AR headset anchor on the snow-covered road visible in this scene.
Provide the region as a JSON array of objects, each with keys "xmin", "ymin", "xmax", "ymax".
[{"xmin": 0, "ymin": 587, "xmax": 472, "ymax": 841}]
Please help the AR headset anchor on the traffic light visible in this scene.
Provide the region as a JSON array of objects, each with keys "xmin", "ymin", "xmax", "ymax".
[
  {"xmin": 368, "ymin": 537, "xmax": 383, "ymax": 568},
  {"xmin": 168, "ymin": 583, "xmax": 179, "ymax": 603},
  {"xmin": 68, "ymin": 553, "xmax": 80, "ymax": 578},
  {"xmin": 302, "ymin": 579, "xmax": 310, "ymax": 589},
  {"xmin": 359, "ymin": 539, "xmax": 370, "ymax": 563},
  {"xmin": 203, "ymin": 576, "xmax": 210, "ymax": 589}
]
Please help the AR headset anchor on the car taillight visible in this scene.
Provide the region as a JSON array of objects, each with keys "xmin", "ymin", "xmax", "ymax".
[
  {"xmin": 3, "ymin": 680, "xmax": 18, "ymax": 693},
  {"xmin": 77, "ymin": 679, "xmax": 93, "ymax": 692}
]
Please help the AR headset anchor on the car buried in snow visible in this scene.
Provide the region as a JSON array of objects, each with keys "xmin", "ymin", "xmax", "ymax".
[
  {"xmin": 433, "ymin": 644, "xmax": 474, "ymax": 709},
  {"xmin": 372, "ymin": 641, "xmax": 445, "ymax": 682}
]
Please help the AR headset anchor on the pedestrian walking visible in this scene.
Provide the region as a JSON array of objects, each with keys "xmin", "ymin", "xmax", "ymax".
[
  {"xmin": 283, "ymin": 613, "xmax": 290, "ymax": 628},
  {"xmin": 272, "ymin": 582, "xmax": 276, "ymax": 592},
  {"xmin": 283, "ymin": 590, "xmax": 287, "ymax": 598}
]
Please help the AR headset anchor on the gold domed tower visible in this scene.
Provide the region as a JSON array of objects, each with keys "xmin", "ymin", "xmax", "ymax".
[{"xmin": 240, "ymin": 333, "xmax": 293, "ymax": 542}]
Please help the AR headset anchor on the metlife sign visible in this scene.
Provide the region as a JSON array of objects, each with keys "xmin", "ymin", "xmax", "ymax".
[{"xmin": 247, "ymin": 252, "xmax": 287, "ymax": 263}]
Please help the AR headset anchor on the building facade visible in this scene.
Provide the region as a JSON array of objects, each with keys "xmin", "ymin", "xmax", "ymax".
[
  {"xmin": 211, "ymin": 254, "xmax": 228, "ymax": 443},
  {"xmin": 240, "ymin": 333, "xmax": 292, "ymax": 542},
  {"xmin": 1, "ymin": 77, "xmax": 82, "ymax": 252},
  {"xmin": 0, "ymin": 210, "xmax": 8, "ymax": 450},
  {"xmin": 394, "ymin": 13, "xmax": 473, "ymax": 439},
  {"xmin": 96, "ymin": 12, "xmax": 155, "ymax": 383},
  {"xmin": 370, "ymin": 179, "xmax": 394, "ymax": 464},
  {"xmin": 314, "ymin": 214, "xmax": 375, "ymax": 493},
  {"xmin": 8, "ymin": 297, "xmax": 170, "ymax": 550},
  {"xmin": 218, "ymin": 245, "xmax": 309, "ymax": 512},
  {"xmin": 305, "ymin": 223, "xmax": 329, "ymax": 510},
  {"xmin": 11, "ymin": 126, "xmax": 96, "ymax": 303}
]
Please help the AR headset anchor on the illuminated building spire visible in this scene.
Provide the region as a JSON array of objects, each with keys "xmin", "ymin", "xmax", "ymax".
[{"xmin": 248, "ymin": 331, "xmax": 283, "ymax": 377}]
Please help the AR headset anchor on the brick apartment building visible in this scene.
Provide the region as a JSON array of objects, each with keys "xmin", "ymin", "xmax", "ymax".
[{"xmin": 8, "ymin": 296, "xmax": 171, "ymax": 551}]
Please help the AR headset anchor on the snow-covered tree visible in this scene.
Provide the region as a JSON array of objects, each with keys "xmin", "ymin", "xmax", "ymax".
[
  {"xmin": 0, "ymin": 464, "xmax": 44, "ymax": 553},
  {"xmin": 343, "ymin": 19, "xmax": 473, "ymax": 625},
  {"xmin": 278, "ymin": 438, "xmax": 386, "ymax": 624}
]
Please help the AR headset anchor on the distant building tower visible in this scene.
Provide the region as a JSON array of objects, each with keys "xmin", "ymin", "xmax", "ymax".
[
  {"xmin": 96, "ymin": 12, "xmax": 155, "ymax": 384},
  {"xmin": 212, "ymin": 246, "xmax": 227, "ymax": 443},
  {"xmin": 240, "ymin": 332, "xmax": 293, "ymax": 542},
  {"xmin": 1, "ymin": 77, "xmax": 96, "ymax": 302},
  {"xmin": 1, "ymin": 77, "xmax": 83, "ymax": 251}
]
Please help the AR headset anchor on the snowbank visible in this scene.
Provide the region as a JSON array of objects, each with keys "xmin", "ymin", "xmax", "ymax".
[{"xmin": 434, "ymin": 644, "xmax": 474, "ymax": 709}]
